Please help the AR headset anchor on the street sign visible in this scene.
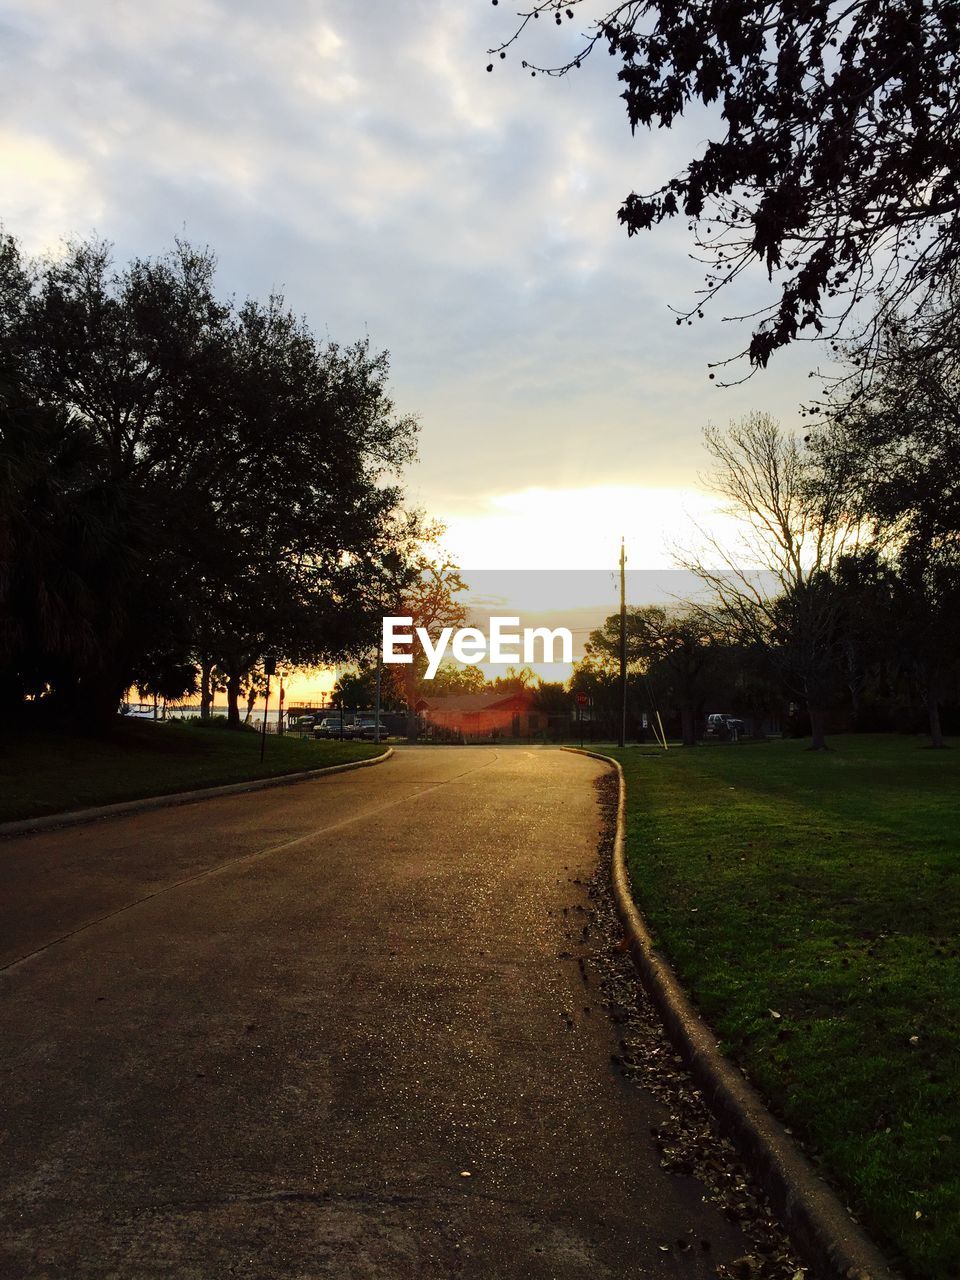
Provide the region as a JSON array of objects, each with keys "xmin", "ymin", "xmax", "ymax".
[
  {"xmin": 263, "ymin": 653, "xmax": 277, "ymax": 676},
  {"xmin": 575, "ymin": 692, "xmax": 588, "ymax": 707}
]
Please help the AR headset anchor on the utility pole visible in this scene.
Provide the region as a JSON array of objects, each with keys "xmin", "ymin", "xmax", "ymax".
[
  {"xmin": 260, "ymin": 675, "xmax": 271, "ymax": 763},
  {"xmin": 374, "ymin": 628, "xmax": 383, "ymax": 745},
  {"xmin": 373, "ymin": 578, "xmax": 384, "ymax": 745},
  {"xmin": 618, "ymin": 538, "xmax": 627, "ymax": 749},
  {"xmin": 260, "ymin": 653, "xmax": 277, "ymax": 763}
]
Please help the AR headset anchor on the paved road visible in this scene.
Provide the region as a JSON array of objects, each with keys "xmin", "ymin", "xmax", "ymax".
[{"xmin": 0, "ymin": 747, "xmax": 749, "ymax": 1278}]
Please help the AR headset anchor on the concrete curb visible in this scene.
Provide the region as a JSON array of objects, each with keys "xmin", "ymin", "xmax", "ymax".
[
  {"xmin": 0, "ymin": 747, "xmax": 394, "ymax": 841},
  {"xmin": 565, "ymin": 746, "xmax": 897, "ymax": 1280}
]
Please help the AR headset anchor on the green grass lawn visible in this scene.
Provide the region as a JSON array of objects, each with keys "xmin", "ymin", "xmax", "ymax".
[
  {"xmin": 0, "ymin": 720, "xmax": 385, "ymax": 823},
  {"xmin": 606, "ymin": 734, "xmax": 959, "ymax": 1280}
]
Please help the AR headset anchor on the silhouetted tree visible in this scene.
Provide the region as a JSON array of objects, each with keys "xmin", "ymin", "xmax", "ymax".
[
  {"xmin": 687, "ymin": 413, "xmax": 863, "ymax": 748},
  {"xmin": 811, "ymin": 341, "xmax": 960, "ymax": 743},
  {"xmin": 587, "ymin": 605, "xmax": 728, "ymax": 745},
  {"xmin": 189, "ymin": 294, "xmax": 420, "ymax": 727},
  {"xmin": 0, "ymin": 357, "xmax": 119, "ymax": 712},
  {"xmin": 829, "ymin": 549, "xmax": 900, "ymax": 726},
  {"xmin": 0, "ymin": 232, "xmax": 423, "ymax": 726},
  {"xmin": 533, "ymin": 680, "xmax": 570, "ymax": 717},
  {"xmin": 334, "ymin": 666, "xmax": 379, "ymax": 709},
  {"xmin": 490, "ymin": 1, "xmax": 960, "ymax": 379},
  {"xmin": 569, "ymin": 655, "xmax": 624, "ymax": 735},
  {"xmin": 6, "ymin": 238, "xmax": 230, "ymax": 721}
]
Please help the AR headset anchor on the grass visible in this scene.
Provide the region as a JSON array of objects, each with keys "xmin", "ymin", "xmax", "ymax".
[
  {"xmin": 605, "ymin": 734, "xmax": 959, "ymax": 1280},
  {"xmin": 0, "ymin": 719, "xmax": 385, "ymax": 823}
]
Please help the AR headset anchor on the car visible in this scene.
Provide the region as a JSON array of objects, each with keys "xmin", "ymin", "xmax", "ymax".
[
  {"xmin": 314, "ymin": 716, "xmax": 349, "ymax": 739},
  {"xmin": 706, "ymin": 713, "xmax": 747, "ymax": 739},
  {"xmin": 355, "ymin": 716, "xmax": 388, "ymax": 741}
]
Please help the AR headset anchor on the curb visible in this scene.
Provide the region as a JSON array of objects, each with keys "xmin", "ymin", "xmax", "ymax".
[
  {"xmin": 0, "ymin": 747, "xmax": 394, "ymax": 841},
  {"xmin": 565, "ymin": 746, "xmax": 897, "ymax": 1280}
]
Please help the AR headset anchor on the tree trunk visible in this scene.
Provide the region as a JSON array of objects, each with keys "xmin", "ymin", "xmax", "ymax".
[
  {"xmin": 845, "ymin": 641, "xmax": 861, "ymax": 721},
  {"xmin": 849, "ymin": 681, "xmax": 860, "ymax": 719},
  {"xmin": 927, "ymin": 691, "xmax": 947, "ymax": 749},
  {"xmin": 74, "ymin": 668, "xmax": 126, "ymax": 732},
  {"xmin": 680, "ymin": 705, "xmax": 697, "ymax": 747},
  {"xmin": 808, "ymin": 702, "xmax": 828, "ymax": 751},
  {"xmin": 244, "ymin": 686, "xmax": 256, "ymax": 725},
  {"xmin": 200, "ymin": 659, "xmax": 213, "ymax": 720},
  {"xmin": 403, "ymin": 671, "xmax": 419, "ymax": 742},
  {"xmin": 226, "ymin": 668, "xmax": 242, "ymax": 729}
]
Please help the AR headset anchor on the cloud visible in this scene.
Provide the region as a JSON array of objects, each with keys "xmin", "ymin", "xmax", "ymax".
[{"xmin": 0, "ymin": 0, "xmax": 818, "ymax": 552}]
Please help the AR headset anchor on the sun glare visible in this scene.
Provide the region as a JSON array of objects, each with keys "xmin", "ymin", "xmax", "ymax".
[{"xmin": 438, "ymin": 484, "xmax": 740, "ymax": 572}]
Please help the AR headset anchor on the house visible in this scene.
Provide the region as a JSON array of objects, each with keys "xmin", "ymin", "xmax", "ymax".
[{"xmin": 415, "ymin": 689, "xmax": 543, "ymax": 741}]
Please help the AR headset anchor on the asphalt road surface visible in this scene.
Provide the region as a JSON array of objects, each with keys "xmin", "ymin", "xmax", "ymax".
[{"xmin": 1, "ymin": 746, "xmax": 751, "ymax": 1279}]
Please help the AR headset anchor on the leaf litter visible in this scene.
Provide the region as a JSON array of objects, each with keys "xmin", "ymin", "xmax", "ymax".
[{"xmin": 586, "ymin": 772, "xmax": 804, "ymax": 1280}]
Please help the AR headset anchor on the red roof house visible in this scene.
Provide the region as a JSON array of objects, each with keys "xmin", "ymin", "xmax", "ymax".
[{"xmin": 415, "ymin": 689, "xmax": 542, "ymax": 741}]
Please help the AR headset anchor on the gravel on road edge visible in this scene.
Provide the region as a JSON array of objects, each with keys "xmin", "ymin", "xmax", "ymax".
[{"xmin": 587, "ymin": 771, "xmax": 805, "ymax": 1280}]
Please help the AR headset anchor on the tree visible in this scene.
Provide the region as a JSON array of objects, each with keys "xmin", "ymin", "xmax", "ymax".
[
  {"xmin": 488, "ymin": 667, "xmax": 536, "ymax": 693},
  {"xmin": 810, "ymin": 337, "xmax": 960, "ymax": 744},
  {"xmin": 187, "ymin": 295, "xmax": 420, "ymax": 727},
  {"xmin": 587, "ymin": 604, "xmax": 728, "ymax": 745},
  {"xmin": 197, "ymin": 658, "xmax": 226, "ymax": 721},
  {"xmin": 569, "ymin": 654, "xmax": 625, "ymax": 734},
  {"xmin": 0, "ymin": 357, "xmax": 116, "ymax": 713},
  {"xmin": 1, "ymin": 232, "xmax": 423, "ymax": 727},
  {"xmin": 892, "ymin": 551, "xmax": 960, "ymax": 748},
  {"xmin": 382, "ymin": 558, "xmax": 468, "ymax": 739},
  {"xmin": 688, "ymin": 412, "xmax": 863, "ymax": 748},
  {"xmin": 489, "ymin": 1, "xmax": 960, "ymax": 379},
  {"xmin": 811, "ymin": 328, "xmax": 960, "ymax": 550},
  {"xmin": 334, "ymin": 666, "xmax": 379, "ymax": 709},
  {"xmin": 533, "ymin": 680, "xmax": 571, "ymax": 718},
  {"xmin": 427, "ymin": 664, "xmax": 487, "ymax": 695},
  {"xmin": 9, "ymin": 237, "xmax": 231, "ymax": 722},
  {"xmin": 828, "ymin": 548, "xmax": 899, "ymax": 726}
]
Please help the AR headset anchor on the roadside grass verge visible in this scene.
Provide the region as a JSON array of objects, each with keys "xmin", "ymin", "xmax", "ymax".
[
  {"xmin": 605, "ymin": 734, "xmax": 959, "ymax": 1280},
  {"xmin": 0, "ymin": 720, "xmax": 385, "ymax": 823}
]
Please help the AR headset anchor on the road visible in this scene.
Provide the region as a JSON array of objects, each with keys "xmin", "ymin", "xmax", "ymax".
[{"xmin": 0, "ymin": 746, "xmax": 750, "ymax": 1279}]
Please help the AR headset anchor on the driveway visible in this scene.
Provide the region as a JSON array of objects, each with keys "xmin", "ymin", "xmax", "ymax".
[{"xmin": 0, "ymin": 746, "xmax": 750, "ymax": 1278}]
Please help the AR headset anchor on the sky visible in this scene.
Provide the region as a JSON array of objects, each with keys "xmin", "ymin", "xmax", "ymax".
[{"xmin": 1, "ymin": 0, "xmax": 824, "ymax": 699}]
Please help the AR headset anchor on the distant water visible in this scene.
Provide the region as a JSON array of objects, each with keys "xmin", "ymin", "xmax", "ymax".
[{"xmin": 125, "ymin": 703, "xmax": 328, "ymax": 727}]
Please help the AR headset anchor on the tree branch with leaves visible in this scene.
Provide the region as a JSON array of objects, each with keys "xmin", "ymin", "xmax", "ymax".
[
  {"xmin": 685, "ymin": 412, "xmax": 866, "ymax": 747},
  {"xmin": 489, "ymin": 0, "xmax": 960, "ymax": 383}
]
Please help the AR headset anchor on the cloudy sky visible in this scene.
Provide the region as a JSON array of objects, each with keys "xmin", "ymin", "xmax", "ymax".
[{"xmin": 1, "ymin": 0, "xmax": 823, "ymax": 574}]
